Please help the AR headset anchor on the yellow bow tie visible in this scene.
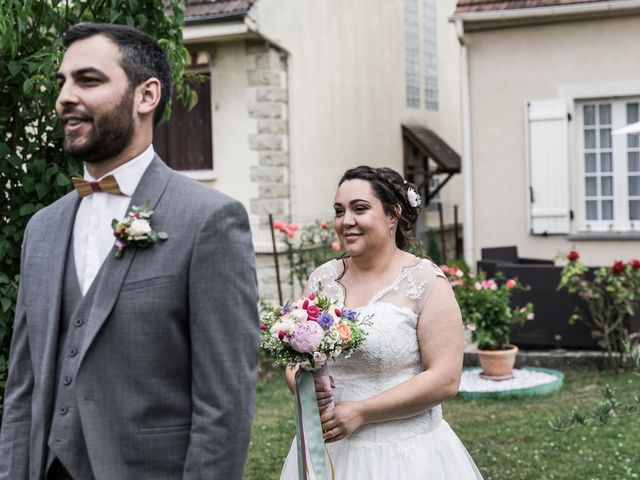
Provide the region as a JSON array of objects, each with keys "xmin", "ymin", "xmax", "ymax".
[{"xmin": 71, "ymin": 175, "xmax": 122, "ymax": 197}]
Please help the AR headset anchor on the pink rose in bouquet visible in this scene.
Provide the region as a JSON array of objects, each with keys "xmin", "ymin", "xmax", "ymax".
[{"xmin": 290, "ymin": 321, "xmax": 325, "ymax": 353}]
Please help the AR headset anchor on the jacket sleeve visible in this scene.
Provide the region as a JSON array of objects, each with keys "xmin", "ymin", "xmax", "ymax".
[
  {"xmin": 182, "ymin": 199, "xmax": 260, "ymax": 480},
  {"xmin": 0, "ymin": 225, "xmax": 34, "ymax": 480}
]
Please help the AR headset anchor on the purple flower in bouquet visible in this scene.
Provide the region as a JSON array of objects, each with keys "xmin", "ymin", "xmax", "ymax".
[
  {"xmin": 316, "ymin": 312, "xmax": 335, "ymax": 329},
  {"xmin": 280, "ymin": 300, "xmax": 291, "ymax": 315},
  {"xmin": 290, "ymin": 321, "xmax": 325, "ymax": 353},
  {"xmin": 341, "ymin": 308, "xmax": 357, "ymax": 321}
]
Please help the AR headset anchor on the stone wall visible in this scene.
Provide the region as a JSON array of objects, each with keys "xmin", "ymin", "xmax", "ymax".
[
  {"xmin": 245, "ymin": 40, "xmax": 290, "ymax": 225},
  {"xmin": 245, "ymin": 40, "xmax": 292, "ymax": 303}
]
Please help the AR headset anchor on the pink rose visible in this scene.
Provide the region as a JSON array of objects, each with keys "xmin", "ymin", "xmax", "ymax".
[
  {"xmin": 306, "ymin": 305, "xmax": 320, "ymax": 319},
  {"xmin": 527, "ymin": 312, "xmax": 535, "ymax": 321},
  {"xmin": 506, "ymin": 279, "xmax": 517, "ymax": 289},
  {"xmin": 289, "ymin": 321, "xmax": 325, "ymax": 353},
  {"xmin": 331, "ymin": 241, "xmax": 341, "ymax": 251},
  {"xmin": 308, "ymin": 292, "xmax": 316, "ymax": 301}
]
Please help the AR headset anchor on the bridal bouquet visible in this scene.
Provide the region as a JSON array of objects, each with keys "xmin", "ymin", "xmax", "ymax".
[
  {"xmin": 260, "ymin": 291, "xmax": 370, "ymax": 480},
  {"xmin": 260, "ymin": 291, "xmax": 369, "ymax": 372}
]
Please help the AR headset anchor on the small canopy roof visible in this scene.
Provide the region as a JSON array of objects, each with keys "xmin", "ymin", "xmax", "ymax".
[{"xmin": 402, "ymin": 125, "xmax": 461, "ymax": 174}]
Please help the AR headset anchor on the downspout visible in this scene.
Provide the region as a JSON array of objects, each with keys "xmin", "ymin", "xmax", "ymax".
[{"xmin": 454, "ymin": 18, "xmax": 475, "ymax": 268}]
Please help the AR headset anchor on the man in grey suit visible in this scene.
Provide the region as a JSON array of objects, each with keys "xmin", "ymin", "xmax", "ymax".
[{"xmin": 0, "ymin": 23, "xmax": 259, "ymax": 480}]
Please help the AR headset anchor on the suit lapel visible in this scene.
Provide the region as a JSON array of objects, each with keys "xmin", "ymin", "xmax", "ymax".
[
  {"xmin": 77, "ymin": 157, "xmax": 172, "ymax": 365},
  {"xmin": 39, "ymin": 193, "xmax": 81, "ymax": 428}
]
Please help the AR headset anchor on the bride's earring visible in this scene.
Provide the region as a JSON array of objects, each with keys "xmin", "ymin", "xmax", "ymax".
[{"xmin": 388, "ymin": 224, "xmax": 394, "ymax": 237}]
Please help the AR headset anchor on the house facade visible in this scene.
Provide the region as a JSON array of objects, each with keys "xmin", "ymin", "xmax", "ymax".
[
  {"xmin": 158, "ymin": 0, "xmax": 465, "ymax": 300},
  {"xmin": 452, "ymin": 0, "xmax": 640, "ymax": 266}
]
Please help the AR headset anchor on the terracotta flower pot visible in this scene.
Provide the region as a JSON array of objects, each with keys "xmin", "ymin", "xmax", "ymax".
[{"xmin": 477, "ymin": 344, "xmax": 518, "ymax": 380}]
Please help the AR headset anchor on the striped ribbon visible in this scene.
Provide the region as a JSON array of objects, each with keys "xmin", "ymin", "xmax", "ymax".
[{"xmin": 294, "ymin": 369, "xmax": 333, "ymax": 480}]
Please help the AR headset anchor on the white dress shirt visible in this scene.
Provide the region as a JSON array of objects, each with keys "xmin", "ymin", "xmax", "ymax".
[{"xmin": 73, "ymin": 144, "xmax": 155, "ymax": 295}]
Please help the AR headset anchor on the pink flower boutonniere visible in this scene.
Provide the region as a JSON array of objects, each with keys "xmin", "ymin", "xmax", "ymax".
[{"xmin": 111, "ymin": 201, "xmax": 168, "ymax": 258}]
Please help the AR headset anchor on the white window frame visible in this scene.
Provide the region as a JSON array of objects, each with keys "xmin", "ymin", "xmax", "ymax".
[
  {"xmin": 574, "ymin": 99, "xmax": 639, "ymax": 232},
  {"xmin": 559, "ymin": 82, "xmax": 640, "ymax": 235}
]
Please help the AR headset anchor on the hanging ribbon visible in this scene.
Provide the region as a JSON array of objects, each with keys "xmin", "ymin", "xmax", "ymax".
[{"xmin": 294, "ymin": 369, "xmax": 333, "ymax": 480}]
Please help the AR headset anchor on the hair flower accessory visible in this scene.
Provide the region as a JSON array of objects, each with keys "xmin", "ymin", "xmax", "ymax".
[
  {"xmin": 407, "ymin": 186, "xmax": 422, "ymax": 208},
  {"xmin": 111, "ymin": 200, "xmax": 168, "ymax": 258}
]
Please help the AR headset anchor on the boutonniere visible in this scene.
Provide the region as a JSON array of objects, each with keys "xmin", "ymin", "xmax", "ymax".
[{"xmin": 111, "ymin": 201, "xmax": 168, "ymax": 258}]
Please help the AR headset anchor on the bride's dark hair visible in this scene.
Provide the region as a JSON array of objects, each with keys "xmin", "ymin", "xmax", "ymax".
[{"xmin": 338, "ymin": 166, "xmax": 421, "ymax": 251}]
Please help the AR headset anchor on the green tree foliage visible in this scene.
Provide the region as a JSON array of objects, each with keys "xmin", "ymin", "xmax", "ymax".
[{"xmin": 0, "ymin": 0, "xmax": 192, "ymax": 415}]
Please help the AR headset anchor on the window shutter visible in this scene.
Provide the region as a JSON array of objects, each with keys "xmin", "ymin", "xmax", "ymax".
[{"xmin": 526, "ymin": 99, "xmax": 571, "ymax": 235}]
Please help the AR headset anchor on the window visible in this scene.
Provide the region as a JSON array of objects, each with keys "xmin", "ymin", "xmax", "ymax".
[
  {"xmin": 404, "ymin": 0, "xmax": 438, "ymax": 110},
  {"xmin": 422, "ymin": 0, "xmax": 437, "ymax": 111},
  {"xmin": 404, "ymin": 0, "xmax": 420, "ymax": 108},
  {"xmin": 154, "ymin": 75, "xmax": 213, "ymax": 173},
  {"xmin": 577, "ymin": 99, "xmax": 640, "ymax": 232}
]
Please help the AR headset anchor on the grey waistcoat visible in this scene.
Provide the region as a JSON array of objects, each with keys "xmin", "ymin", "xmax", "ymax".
[{"xmin": 47, "ymin": 249, "xmax": 101, "ymax": 480}]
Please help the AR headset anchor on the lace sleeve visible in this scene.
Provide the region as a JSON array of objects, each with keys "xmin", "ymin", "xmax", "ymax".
[
  {"xmin": 416, "ymin": 260, "xmax": 447, "ymax": 316},
  {"xmin": 307, "ymin": 260, "xmax": 344, "ymax": 305}
]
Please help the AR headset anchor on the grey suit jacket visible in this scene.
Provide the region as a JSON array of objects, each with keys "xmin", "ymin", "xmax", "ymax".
[{"xmin": 0, "ymin": 157, "xmax": 260, "ymax": 479}]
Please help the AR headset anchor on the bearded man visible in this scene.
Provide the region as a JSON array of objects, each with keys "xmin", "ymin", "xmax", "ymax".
[{"xmin": 0, "ymin": 23, "xmax": 259, "ymax": 480}]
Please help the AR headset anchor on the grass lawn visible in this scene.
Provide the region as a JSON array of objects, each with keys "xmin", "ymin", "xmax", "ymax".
[{"xmin": 244, "ymin": 369, "xmax": 640, "ymax": 480}]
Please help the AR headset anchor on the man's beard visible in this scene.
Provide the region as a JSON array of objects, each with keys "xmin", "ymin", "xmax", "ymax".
[{"xmin": 62, "ymin": 89, "xmax": 135, "ymax": 164}]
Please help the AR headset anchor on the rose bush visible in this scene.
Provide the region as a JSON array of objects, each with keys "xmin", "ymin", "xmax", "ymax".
[
  {"xmin": 273, "ymin": 219, "xmax": 343, "ymax": 291},
  {"xmin": 558, "ymin": 250, "xmax": 640, "ymax": 370}
]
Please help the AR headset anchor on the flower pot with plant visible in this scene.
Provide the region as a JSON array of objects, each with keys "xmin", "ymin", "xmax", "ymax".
[{"xmin": 442, "ymin": 264, "xmax": 534, "ymax": 380}]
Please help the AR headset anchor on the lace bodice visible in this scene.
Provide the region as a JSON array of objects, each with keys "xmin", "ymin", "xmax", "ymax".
[{"xmin": 308, "ymin": 258, "xmax": 447, "ymax": 447}]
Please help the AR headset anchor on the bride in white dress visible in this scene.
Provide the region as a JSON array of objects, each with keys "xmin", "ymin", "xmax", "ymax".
[{"xmin": 280, "ymin": 166, "xmax": 483, "ymax": 479}]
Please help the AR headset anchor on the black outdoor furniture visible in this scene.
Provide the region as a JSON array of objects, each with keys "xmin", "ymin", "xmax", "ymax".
[{"xmin": 477, "ymin": 246, "xmax": 598, "ymax": 348}]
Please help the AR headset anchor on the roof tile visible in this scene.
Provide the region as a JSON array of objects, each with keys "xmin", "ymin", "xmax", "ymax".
[
  {"xmin": 455, "ymin": 0, "xmax": 608, "ymax": 14},
  {"xmin": 185, "ymin": 0, "xmax": 254, "ymax": 22}
]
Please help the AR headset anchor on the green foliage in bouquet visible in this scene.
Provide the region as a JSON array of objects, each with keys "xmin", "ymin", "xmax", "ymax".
[
  {"xmin": 558, "ymin": 250, "xmax": 640, "ymax": 370},
  {"xmin": 442, "ymin": 264, "xmax": 534, "ymax": 350},
  {"xmin": 0, "ymin": 0, "xmax": 191, "ymax": 420}
]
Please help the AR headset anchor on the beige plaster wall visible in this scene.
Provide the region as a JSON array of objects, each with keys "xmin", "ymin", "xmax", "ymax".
[
  {"xmin": 251, "ymin": 0, "xmax": 462, "ymax": 222},
  {"xmin": 211, "ymin": 41, "xmax": 260, "ymax": 208},
  {"xmin": 466, "ymin": 15, "xmax": 640, "ymax": 265}
]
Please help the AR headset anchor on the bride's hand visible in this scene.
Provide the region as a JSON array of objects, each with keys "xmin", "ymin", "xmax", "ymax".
[
  {"xmin": 320, "ymin": 401, "xmax": 364, "ymax": 443},
  {"xmin": 314, "ymin": 374, "xmax": 335, "ymax": 411}
]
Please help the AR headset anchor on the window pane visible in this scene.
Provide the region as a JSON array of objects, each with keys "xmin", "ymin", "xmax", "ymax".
[
  {"xmin": 601, "ymin": 152, "xmax": 612, "ymax": 172},
  {"xmin": 629, "ymin": 176, "xmax": 640, "ymax": 196},
  {"xmin": 627, "ymin": 102, "xmax": 639, "ymax": 123},
  {"xmin": 599, "ymin": 104, "xmax": 611, "ymax": 125},
  {"xmin": 628, "ymin": 133, "xmax": 639, "ymax": 149},
  {"xmin": 585, "ymin": 153, "xmax": 597, "ymax": 173},
  {"xmin": 586, "ymin": 200, "xmax": 598, "ymax": 220},
  {"xmin": 629, "ymin": 152, "xmax": 640, "ymax": 172},
  {"xmin": 584, "ymin": 105, "xmax": 596, "ymax": 125},
  {"xmin": 602, "ymin": 200, "xmax": 613, "ymax": 220},
  {"xmin": 584, "ymin": 129, "xmax": 596, "ymax": 149},
  {"xmin": 601, "ymin": 176, "xmax": 613, "ymax": 196},
  {"xmin": 585, "ymin": 177, "xmax": 598, "ymax": 196},
  {"xmin": 600, "ymin": 129, "xmax": 611, "ymax": 149},
  {"xmin": 630, "ymin": 200, "xmax": 640, "ymax": 220}
]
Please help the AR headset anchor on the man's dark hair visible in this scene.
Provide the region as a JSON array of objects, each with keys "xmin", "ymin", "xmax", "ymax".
[{"xmin": 63, "ymin": 22, "xmax": 173, "ymax": 125}]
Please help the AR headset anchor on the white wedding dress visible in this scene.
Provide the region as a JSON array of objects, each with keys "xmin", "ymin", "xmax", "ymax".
[{"xmin": 280, "ymin": 258, "xmax": 483, "ymax": 480}]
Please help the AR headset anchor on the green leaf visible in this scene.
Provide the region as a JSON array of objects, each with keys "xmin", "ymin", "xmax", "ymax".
[
  {"xmin": 19, "ymin": 203, "xmax": 38, "ymax": 216},
  {"xmin": 35, "ymin": 183, "xmax": 50, "ymax": 199},
  {"xmin": 0, "ymin": 298, "xmax": 11, "ymax": 313},
  {"xmin": 55, "ymin": 172, "xmax": 70, "ymax": 187},
  {"xmin": 7, "ymin": 61, "xmax": 21, "ymax": 77}
]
